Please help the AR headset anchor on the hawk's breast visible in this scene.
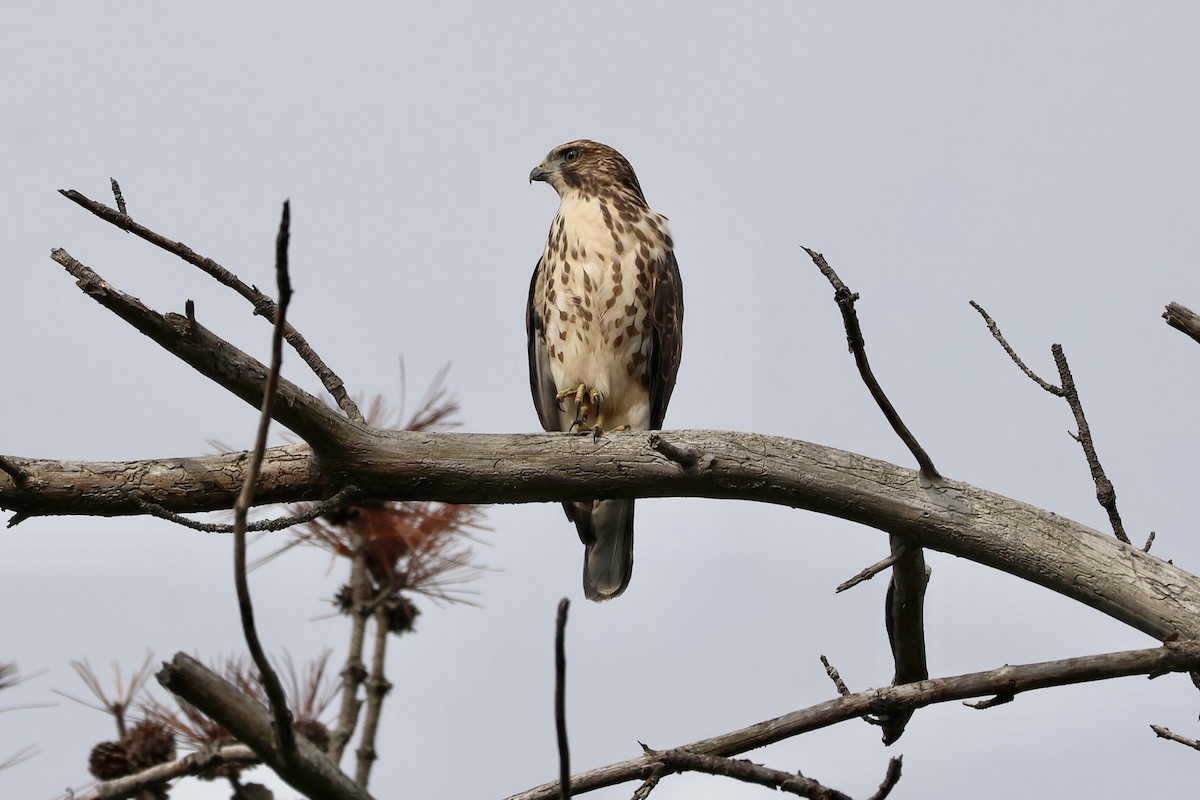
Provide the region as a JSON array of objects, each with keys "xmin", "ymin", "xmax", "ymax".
[{"xmin": 537, "ymin": 192, "xmax": 672, "ymax": 431}]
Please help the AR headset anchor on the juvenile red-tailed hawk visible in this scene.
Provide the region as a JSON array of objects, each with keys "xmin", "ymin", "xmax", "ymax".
[{"xmin": 527, "ymin": 140, "xmax": 684, "ymax": 601}]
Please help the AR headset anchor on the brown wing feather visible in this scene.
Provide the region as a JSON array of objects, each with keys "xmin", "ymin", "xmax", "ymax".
[
  {"xmin": 526, "ymin": 257, "xmax": 561, "ymax": 431},
  {"xmin": 647, "ymin": 250, "xmax": 684, "ymax": 429}
]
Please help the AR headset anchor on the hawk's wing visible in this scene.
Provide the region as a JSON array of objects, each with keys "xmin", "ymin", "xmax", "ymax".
[
  {"xmin": 647, "ymin": 250, "xmax": 684, "ymax": 430},
  {"xmin": 526, "ymin": 257, "xmax": 561, "ymax": 431}
]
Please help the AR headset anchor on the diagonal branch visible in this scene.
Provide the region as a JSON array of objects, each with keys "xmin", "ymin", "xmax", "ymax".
[
  {"xmin": 971, "ymin": 302, "xmax": 1130, "ymax": 544},
  {"xmin": 157, "ymin": 654, "xmax": 373, "ymax": 800},
  {"xmin": 59, "ymin": 188, "xmax": 364, "ymax": 423},
  {"xmin": 804, "ymin": 246, "xmax": 939, "ymax": 480},
  {"xmin": 49, "ymin": 247, "xmax": 351, "ymax": 449},
  {"xmin": 503, "ymin": 643, "xmax": 1200, "ymax": 800}
]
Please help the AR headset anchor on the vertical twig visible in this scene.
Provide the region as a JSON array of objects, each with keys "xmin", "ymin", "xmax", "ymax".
[
  {"xmin": 354, "ymin": 604, "xmax": 393, "ymax": 788},
  {"xmin": 330, "ymin": 526, "xmax": 370, "ymax": 766},
  {"xmin": 232, "ymin": 200, "xmax": 297, "ymax": 764},
  {"xmin": 555, "ymin": 598, "xmax": 571, "ymax": 800}
]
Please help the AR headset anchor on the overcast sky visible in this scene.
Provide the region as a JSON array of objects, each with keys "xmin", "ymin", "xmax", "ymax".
[{"xmin": 3, "ymin": 3, "xmax": 1199, "ymax": 798}]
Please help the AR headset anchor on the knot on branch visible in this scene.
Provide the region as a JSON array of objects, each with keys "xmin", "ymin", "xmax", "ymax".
[{"xmin": 648, "ymin": 434, "xmax": 710, "ymax": 472}]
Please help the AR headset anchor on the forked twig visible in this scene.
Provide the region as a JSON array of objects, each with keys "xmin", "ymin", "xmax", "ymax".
[
  {"xmin": 59, "ymin": 188, "xmax": 363, "ymax": 423},
  {"xmin": 970, "ymin": 301, "xmax": 1131, "ymax": 545}
]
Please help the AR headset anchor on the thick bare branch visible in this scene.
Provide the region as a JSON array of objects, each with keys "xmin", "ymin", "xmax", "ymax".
[
  {"xmin": 1163, "ymin": 302, "xmax": 1200, "ymax": 344},
  {"xmin": 49, "ymin": 248, "xmax": 351, "ymax": 449},
  {"xmin": 157, "ymin": 654, "xmax": 372, "ymax": 800},
  {"xmin": 58, "ymin": 188, "xmax": 363, "ymax": 422},
  {"xmin": 4, "ymin": 430, "xmax": 1199, "ymax": 642},
  {"xmin": 504, "ymin": 644, "xmax": 1200, "ymax": 800}
]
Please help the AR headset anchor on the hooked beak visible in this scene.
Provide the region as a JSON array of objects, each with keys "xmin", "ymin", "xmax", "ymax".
[{"xmin": 529, "ymin": 164, "xmax": 550, "ymax": 184}]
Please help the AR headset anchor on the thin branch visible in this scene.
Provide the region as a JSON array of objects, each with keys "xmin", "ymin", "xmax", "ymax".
[
  {"xmin": 836, "ymin": 551, "xmax": 901, "ymax": 593},
  {"xmin": 136, "ymin": 485, "xmax": 360, "ymax": 534},
  {"xmin": 555, "ymin": 599, "xmax": 571, "ymax": 800},
  {"xmin": 58, "ymin": 188, "xmax": 363, "ymax": 423},
  {"xmin": 970, "ymin": 302, "xmax": 1131, "ymax": 545},
  {"xmin": 1144, "ymin": 531, "xmax": 1156, "ymax": 553},
  {"xmin": 1150, "ymin": 724, "xmax": 1200, "ymax": 752},
  {"xmin": 233, "ymin": 201, "xmax": 297, "ymax": 766},
  {"xmin": 109, "ymin": 178, "xmax": 127, "ymax": 216},
  {"xmin": 865, "ymin": 757, "xmax": 903, "ymax": 800},
  {"xmin": 804, "ymin": 246, "xmax": 939, "ymax": 480},
  {"xmin": 71, "ymin": 744, "xmax": 259, "ymax": 800},
  {"xmin": 353, "ymin": 604, "xmax": 392, "ymax": 788},
  {"xmin": 1163, "ymin": 302, "xmax": 1200, "ymax": 345},
  {"xmin": 1052, "ymin": 344, "xmax": 1130, "ymax": 544},
  {"xmin": 504, "ymin": 643, "xmax": 1200, "ymax": 800},
  {"xmin": 968, "ymin": 301, "xmax": 1062, "ymax": 394},
  {"xmin": 648, "ymin": 748, "xmax": 858, "ymax": 800},
  {"xmin": 819, "ymin": 656, "xmax": 851, "ymax": 698},
  {"xmin": 329, "ymin": 524, "xmax": 370, "ymax": 766}
]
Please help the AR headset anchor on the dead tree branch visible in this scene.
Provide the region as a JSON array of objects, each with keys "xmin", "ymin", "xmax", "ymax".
[
  {"xmin": 58, "ymin": 188, "xmax": 363, "ymax": 423},
  {"xmin": 232, "ymin": 201, "xmax": 299, "ymax": 767},
  {"xmin": 504, "ymin": 643, "xmax": 1200, "ymax": 800},
  {"xmin": 1151, "ymin": 724, "xmax": 1200, "ymax": 752},
  {"xmin": 156, "ymin": 654, "xmax": 373, "ymax": 800},
  {"xmin": 803, "ymin": 246, "xmax": 931, "ymax": 743},
  {"xmin": 646, "ymin": 747, "xmax": 895, "ymax": 799},
  {"xmin": 71, "ymin": 744, "xmax": 259, "ymax": 800},
  {"xmin": 3, "ymin": 430, "xmax": 1198, "ymax": 643},
  {"xmin": 970, "ymin": 302, "xmax": 1131, "ymax": 545},
  {"xmin": 555, "ymin": 599, "xmax": 571, "ymax": 800},
  {"xmin": 1164, "ymin": 302, "xmax": 1200, "ymax": 344}
]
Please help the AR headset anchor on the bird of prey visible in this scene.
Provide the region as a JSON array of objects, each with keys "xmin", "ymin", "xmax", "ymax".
[{"xmin": 526, "ymin": 140, "xmax": 684, "ymax": 601}]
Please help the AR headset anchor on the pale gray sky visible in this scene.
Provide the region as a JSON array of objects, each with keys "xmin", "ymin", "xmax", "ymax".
[{"xmin": 3, "ymin": 3, "xmax": 1199, "ymax": 798}]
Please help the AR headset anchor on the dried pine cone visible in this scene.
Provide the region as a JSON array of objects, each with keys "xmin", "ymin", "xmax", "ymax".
[
  {"xmin": 88, "ymin": 740, "xmax": 131, "ymax": 779},
  {"xmin": 293, "ymin": 718, "xmax": 331, "ymax": 753},
  {"xmin": 386, "ymin": 595, "xmax": 420, "ymax": 634},
  {"xmin": 123, "ymin": 719, "xmax": 177, "ymax": 771}
]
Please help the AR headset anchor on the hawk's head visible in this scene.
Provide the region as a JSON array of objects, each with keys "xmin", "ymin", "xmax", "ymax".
[{"xmin": 529, "ymin": 140, "xmax": 646, "ymax": 203}]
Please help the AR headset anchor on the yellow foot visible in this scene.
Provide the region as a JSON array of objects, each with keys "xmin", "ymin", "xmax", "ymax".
[{"xmin": 557, "ymin": 384, "xmax": 602, "ymax": 429}]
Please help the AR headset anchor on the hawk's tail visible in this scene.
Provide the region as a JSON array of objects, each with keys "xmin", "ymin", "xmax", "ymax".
[{"xmin": 565, "ymin": 499, "xmax": 635, "ymax": 601}]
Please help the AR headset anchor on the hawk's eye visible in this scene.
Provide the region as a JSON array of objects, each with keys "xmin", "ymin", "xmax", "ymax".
[{"xmin": 563, "ymin": 147, "xmax": 581, "ymax": 162}]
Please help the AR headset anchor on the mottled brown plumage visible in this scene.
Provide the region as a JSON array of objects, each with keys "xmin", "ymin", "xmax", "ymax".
[{"xmin": 527, "ymin": 140, "xmax": 683, "ymax": 600}]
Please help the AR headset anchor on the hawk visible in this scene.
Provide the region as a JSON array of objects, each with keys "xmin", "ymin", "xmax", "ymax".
[{"xmin": 526, "ymin": 140, "xmax": 684, "ymax": 601}]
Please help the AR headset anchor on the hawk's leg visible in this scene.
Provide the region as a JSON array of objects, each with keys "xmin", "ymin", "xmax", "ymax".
[{"xmin": 557, "ymin": 384, "xmax": 604, "ymax": 431}]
